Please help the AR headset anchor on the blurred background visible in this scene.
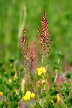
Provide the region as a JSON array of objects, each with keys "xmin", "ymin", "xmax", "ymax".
[{"xmin": 0, "ymin": 0, "xmax": 72, "ymax": 64}]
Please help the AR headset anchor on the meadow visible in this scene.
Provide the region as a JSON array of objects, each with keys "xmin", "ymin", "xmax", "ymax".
[{"xmin": 0, "ymin": 0, "xmax": 72, "ymax": 108}]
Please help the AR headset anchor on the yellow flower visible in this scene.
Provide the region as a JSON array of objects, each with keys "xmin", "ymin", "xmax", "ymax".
[
  {"xmin": 37, "ymin": 67, "xmax": 46, "ymax": 76},
  {"xmin": 23, "ymin": 91, "xmax": 35, "ymax": 101},
  {"xmin": 31, "ymin": 92, "xmax": 35, "ymax": 98},
  {"xmin": 23, "ymin": 95, "xmax": 28, "ymax": 101},
  {"xmin": 51, "ymin": 100, "xmax": 54, "ymax": 104},
  {"xmin": 23, "ymin": 91, "xmax": 31, "ymax": 101},
  {"xmin": 26, "ymin": 91, "xmax": 31, "ymax": 96},
  {"xmin": 0, "ymin": 91, "xmax": 3, "ymax": 96},
  {"xmin": 57, "ymin": 94, "xmax": 60, "ymax": 103}
]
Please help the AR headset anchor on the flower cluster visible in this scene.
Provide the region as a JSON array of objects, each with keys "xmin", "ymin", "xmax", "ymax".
[
  {"xmin": 20, "ymin": 11, "xmax": 72, "ymax": 108},
  {"xmin": 23, "ymin": 91, "xmax": 35, "ymax": 101},
  {"xmin": 21, "ymin": 30, "xmax": 39, "ymax": 71},
  {"xmin": 37, "ymin": 67, "xmax": 46, "ymax": 76},
  {"xmin": 21, "ymin": 28, "xmax": 27, "ymax": 66},
  {"xmin": 38, "ymin": 11, "xmax": 52, "ymax": 58}
]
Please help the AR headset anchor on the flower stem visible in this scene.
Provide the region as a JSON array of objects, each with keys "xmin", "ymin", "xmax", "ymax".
[{"xmin": 54, "ymin": 72, "xmax": 58, "ymax": 82}]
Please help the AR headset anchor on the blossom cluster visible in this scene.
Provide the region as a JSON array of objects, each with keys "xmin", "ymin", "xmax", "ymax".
[{"xmin": 23, "ymin": 91, "xmax": 35, "ymax": 101}]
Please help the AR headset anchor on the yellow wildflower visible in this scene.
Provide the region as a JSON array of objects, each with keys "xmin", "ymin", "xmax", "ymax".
[
  {"xmin": 23, "ymin": 95, "xmax": 29, "ymax": 101},
  {"xmin": 0, "ymin": 91, "xmax": 3, "ymax": 96},
  {"xmin": 23, "ymin": 91, "xmax": 31, "ymax": 101},
  {"xmin": 37, "ymin": 67, "xmax": 46, "ymax": 76},
  {"xmin": 51, "ymin": 100, "xmax": 54, "ymax": 104},
  {"xmin": 23, "ymin": 91, "xmax": 35, "ymax": 101},
  {"xmin": 26, "ymin": 91, "xmax": 31, "ymax": 96},
  {"xmin": 57, "ymin": 94, "xmax": 60, "ymax": 103},
  {"xmin": 31, "ymin": 92, "xmax": 35, "ymax": 98}
]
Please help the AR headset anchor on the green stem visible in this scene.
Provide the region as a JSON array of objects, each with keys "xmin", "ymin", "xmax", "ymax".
[
  {"xmin": 17, "ymin": 4, "xmax": 27, "ymax": 58},
  {"xmin": 21, "ymin": 78, "xmax": 25, "ymax": 95},
  {"xmin": 54, "ymin": 72, "xmax": 58, "ymax": 82},
  {"xmin": 42, "ymin": 55, "xmax": 44, "ymax": 66}
]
